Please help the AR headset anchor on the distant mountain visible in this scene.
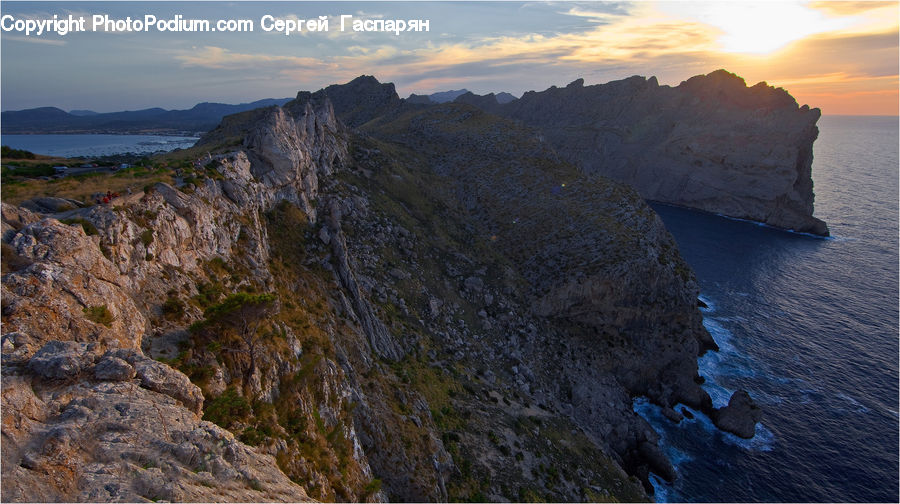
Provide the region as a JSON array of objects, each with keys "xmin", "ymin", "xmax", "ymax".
[
  {"xmin": 405, "ymin": 89, "xmax": 518, "ymax": 106},
  {"xmin": 405, "ymin": 93, "xmax": 433, "ymax": 105},
  {"xmin": 453, "ymin": 91, "xmax": 507, "ymax": 113},
  {"xmin": 427, "ymin": 89, "xmax": 469, "ymax": 103},
  {"xmin": 307, "ymin": 75, "xmax": 401, "ymax": 128},
  {"xmin": 1, "ymin": 98, "xmax": 293, "ymax": 134},
  {"xmin": 495, "ymin": 92, "xmax": 517, "ymax": 104}
]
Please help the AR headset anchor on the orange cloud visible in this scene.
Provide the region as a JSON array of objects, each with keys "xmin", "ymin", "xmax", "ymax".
[{"xmin": 172, "ymin": 2, "xmax": 897, "ymax": 115}]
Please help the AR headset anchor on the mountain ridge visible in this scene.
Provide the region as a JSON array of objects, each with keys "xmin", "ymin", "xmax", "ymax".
[
  {"xmin": 465, "ymin": 69, "xmax": 829, "ymax": 235},
  {"xmin": 1, "ymin": 98, "xmax": 293, "ymax": 135},
  {"xmin": 2, "ymin": 73, "xmax": 780, "ymax": 503}
]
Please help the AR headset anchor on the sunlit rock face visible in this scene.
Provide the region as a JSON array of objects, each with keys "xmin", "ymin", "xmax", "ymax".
[{"xmin": 486, "ymin": 69, "xmax": 829, "ymax": 236}]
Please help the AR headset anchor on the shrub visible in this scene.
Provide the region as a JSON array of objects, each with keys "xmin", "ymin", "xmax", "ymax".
[
  {"xmin": 363, "ymin": 478, "xmax": 382, "ymax": 497},
  {"xmin": 140, "ymin": 229, "xmax": 154, "ymax": 246},
  {"xmin": 194, "ymin": 281, "xmax": 223, "ymax": 308},
  {"xmin": 1, "ymin": 145, "xmax": 36, "ymax": 159},
  {"xmin": 83, "ymin": 305, "xmax": 113, "ymax": 327},
  {"xmin": 60, "ymin": 218, "xmax": 98, "ymax": 236},
  {"xmin": 162, "ymin": 296, "xmax": 184, "ymax": 319},
  {"xmin": 203, "ymin": 386, "xmax": 251, "ymax": 429}
]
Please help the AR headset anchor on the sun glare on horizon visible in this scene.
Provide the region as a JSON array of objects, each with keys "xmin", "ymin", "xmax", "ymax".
[{"xmin": 659, "ymin": 1, "xmax": 854, "ymax": 55}]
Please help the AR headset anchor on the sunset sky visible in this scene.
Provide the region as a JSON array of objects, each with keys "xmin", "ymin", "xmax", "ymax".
[{"xmin": 1, "ymin": 1, "xmax": 897, "ymax": 115}]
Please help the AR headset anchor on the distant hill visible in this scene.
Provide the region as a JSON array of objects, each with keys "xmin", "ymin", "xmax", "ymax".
[
  {"xmin": 1, "ymin": 98, "xmax": 293, "ymax": 134},
  {"xmin": 495, "ymin": 92, "xmax": 517, "ymax": 104},
  {"xmin": 405, "ymin": 89, "xmax": 518, "ymax": 106},
  {"xmin": 428, "ymin": 89, "xmax": 469, "ymax": 103}
]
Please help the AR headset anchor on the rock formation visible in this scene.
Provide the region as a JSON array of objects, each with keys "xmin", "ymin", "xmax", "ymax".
[
  {"xmin": 2, "ymin": 75, "xmax": 771, "ymax": 502},
  {"xmin": 713, "ymin": 389, "xmax": 763, "ymax": 439},
  {"xmin": 475, "ymin": 69, "xmax": 828, "ymax": 235}
]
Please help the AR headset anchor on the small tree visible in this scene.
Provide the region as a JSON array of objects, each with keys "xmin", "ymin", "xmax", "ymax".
[{"xmin": 191, "ymin": 292, "xmax": 277, "ymax": 389}]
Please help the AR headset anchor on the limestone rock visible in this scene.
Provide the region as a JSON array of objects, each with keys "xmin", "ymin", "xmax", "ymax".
[
  {"xmin": 19, "ymin": 197, "xmax": 83, "ymax": 214},
  {"xmin": 93, "ymin": 354, "xmax": 136, "ymax": 382},
  {"xmin": 487, "ymin": 69, "xmax": 829, "ymax": 235},
  {"xmin": 712, "ymin": 389, "xmax": 763, "ymax": 438},
  {"xmin": 27, "ymin": 341, "xmax": 98, "ymax": 380},
  {"xmin": 0, "ymin": 376, "xmax": 312, "ymax": 503},
  {"xmin": 133, "ymin": 358, "xmax": 204, "ymax": 415}
]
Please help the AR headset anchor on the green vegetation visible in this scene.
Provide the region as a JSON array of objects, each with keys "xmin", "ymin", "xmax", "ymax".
[
  {"xmin": 193, "ymin": 281, "xmax": 224, "ymax": 308},
  {"xmin": 1, "ymin": 162, "xmax": 174, "ymax": 206},
  {"xmin": 2, "ymin": 145, "xmax": 36, "ymax": 159},
  {"xmin": 140, "ymin": 229, "xmax": 154, "ymax": 246},
  {"xmin": 1, "ymin": 164, "xmax": 55, "ymax": 179},
  {"xmin": 190, "ymin": 292, "xmax": 277, "ymax": 388},
  {"xmin": 60, "ymin": 218, "xmax": 98, "ymax": 236},
  {"xmin": 203, "ymin": 386, "xmax": 251, "ymax": 429},
  {"xmin": 161, "ymin": 295, "xmax": 185, "ymax": 320},
  {"xmin": 83, "ymin": 305, "xmax": 113, "ymax": 327},
  {"xmin": 363, "ymin": 478, "xmax": 382, "ymax": 497}
]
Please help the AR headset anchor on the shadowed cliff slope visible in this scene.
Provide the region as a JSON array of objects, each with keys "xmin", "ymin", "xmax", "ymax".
[
  {"xmin": 2, "ymin": 76, "xmax": 770, "ymax": 502},
  {"xmin": 463, "ymin": 70, "xmax": 829, "ymax": 236}
]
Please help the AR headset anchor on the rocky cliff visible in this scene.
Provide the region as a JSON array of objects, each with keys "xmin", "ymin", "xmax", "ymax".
[
  {"xmin": 2, "ymin": 76, "xmax": 763, "ymax": 502},
  {"xmin": 482, "ymin": 69, "xmax": 828, "ymax": 235}
]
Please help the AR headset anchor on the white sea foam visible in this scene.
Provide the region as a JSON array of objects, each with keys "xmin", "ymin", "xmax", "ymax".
[
  {"xmin": 714, "ymin": 212, "xmax": 831, "ymax": 239},
  {"xmin": 698, "ymin": 293, "xmax": 715, "ymax": 312},
  {"xmin": 721, "ymin": 421, "xmax": 776, "ymax": 452},
  {"xmin": 836, "ymin": 392, "xmax": 871, "ymax": 414},
  {"xmin": 649, "ymin": 474, "xmax": 677, "ymax": 503}
]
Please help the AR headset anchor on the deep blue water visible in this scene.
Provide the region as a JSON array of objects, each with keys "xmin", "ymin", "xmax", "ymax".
[
  {"xmin": 1, "ymin": 134, "xmax": 199, "ymax": 157},
  {"xmin": 638, "ymin": 115, "xmax": 899, "ymax": 502}
]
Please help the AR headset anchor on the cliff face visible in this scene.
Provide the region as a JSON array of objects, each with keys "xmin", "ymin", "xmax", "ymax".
[
  {"xmin": 492, "ymin": 70, "xmax": 828, "ymax": 235},
  {"xmin": 2, "ymin": 99, "xmax": 382, "ymax": 502},
  {"xmin": 2, "ymin": 76, "xmax": 764, "ymax": 502}
]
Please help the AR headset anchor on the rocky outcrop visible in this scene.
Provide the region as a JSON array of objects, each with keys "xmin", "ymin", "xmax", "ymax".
[
  {"xmin": 485, "ymin": 69, "xmax": 828, "ymax": 235},
  {"xmin": 713, "ymin": 389, "xmax": 763, "ymax": 438},
  {"xmin": 452, "ymin": 91, "xmax": 505, "ymax": 114},
  {"xmin": 1, "ymin": 96, "xmax": 379, "ymax": 502},
  {"xmin": 313, "ymin": 75, "xmax": 401, "ymax": 128},
  {"xmin": 355, "ymin": 99, "xmax": 743, "ymax": 493},
  {"xmin": 2, "ymin": 75, "xmax": 770, "ymax": 502},
  {"xmin": 2, "ymin": 342, "xmax": 312, "ymax": 502}
]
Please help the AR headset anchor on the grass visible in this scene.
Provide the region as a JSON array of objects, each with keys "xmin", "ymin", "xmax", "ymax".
[
  {"xmin": 83, "ymin": 305, "xmax": 113, "ymax": 327},
  {"xmin": 60, "ymin": 218, "xmax": 98, "ymax": 236},
  {"xmin": 1, "ymin": 165, "xmax": 174, "ymax": 206}
]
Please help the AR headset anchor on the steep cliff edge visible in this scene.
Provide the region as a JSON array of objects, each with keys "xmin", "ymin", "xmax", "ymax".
[
  {"xmin": 3, "ymin": 77, "xmax": 766, "ymax": 502},
  {"xmin": 486, "ymin": 69, "xmax": 828, "ymax": 235}
]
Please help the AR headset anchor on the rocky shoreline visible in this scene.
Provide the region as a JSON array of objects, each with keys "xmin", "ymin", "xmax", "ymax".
[
  {"xmin": 461, "ymin": 69, "xmax": 829, "ymax": 236},
  {"xmin": 2, "ymin": 74, "xmax": 775, "ymax": 502}
]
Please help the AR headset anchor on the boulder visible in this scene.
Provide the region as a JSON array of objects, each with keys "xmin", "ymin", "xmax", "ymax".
[
  {"xmin": 133, "ymin": 358, "xmax": 204, "ymax": 415},
  {"xmin": 712, "ymin": 389, "xmax": 763, "ymax": 438},
  {"xmin": 27, "ymin": 341, "xmax": 97, "ymax": 380},
  {"xmin": 93, "ymin": 354, "xmax": 136, "ymax": 382},
  {"xmin": 19, "ymin": 197, "xmax": 83, "ymax": 214}
]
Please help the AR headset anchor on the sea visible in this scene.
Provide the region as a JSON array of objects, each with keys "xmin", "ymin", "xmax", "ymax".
[
  {"xmin": 1, "ymin": 134, "xmax": 199, "ymax": 158},
  {"xmin": 638, "ymin": 115, "xmax": 899, "ymax": 502}
]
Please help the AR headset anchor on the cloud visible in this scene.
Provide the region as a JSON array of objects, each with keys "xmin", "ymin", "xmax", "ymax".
[
  {"xmin": 808, "ymin": 1, "xmax": 894, "ymax": 16},
  {"xmin": 1, "ymin": 34, "xmax": 67, "ymax": 46},
  {"xmin": 175, "ymin": 46, "xmax": 338, "ymax": 72}
]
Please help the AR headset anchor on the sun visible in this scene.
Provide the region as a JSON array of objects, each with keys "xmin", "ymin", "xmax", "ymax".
[{"xmin": 659, "ymin": 1, "xmax": 853, "ymax": 55}]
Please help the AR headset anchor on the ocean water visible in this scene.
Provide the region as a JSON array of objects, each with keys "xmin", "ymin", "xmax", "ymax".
[
  {"xmin": 1, "ymin": 134, "xmax": 199, "ymax": 158},
  {"xmin": 638, "ymin": 115, "xmax": 899, "ymax": 502}
]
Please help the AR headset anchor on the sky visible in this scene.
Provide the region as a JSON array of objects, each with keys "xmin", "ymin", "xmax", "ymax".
[{"xmin": 0, "ymin": 1, "xmax": 897, "ymax": 115}]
